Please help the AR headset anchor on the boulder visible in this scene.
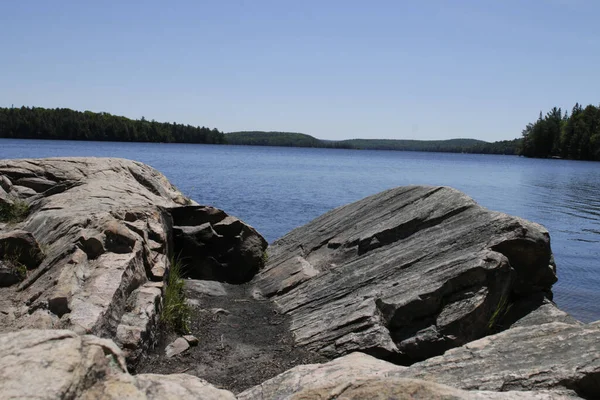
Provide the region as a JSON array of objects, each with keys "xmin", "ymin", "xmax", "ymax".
[
  {"xmin": 0, "ymin": 329, "xmax": 236, "ymax": 400},
  {"xmin": 0, "ymin": 230, "xmax": 43, "ymax": 269},
  {"xmin": 239, "ymin": 352, "xmax": 574, "ymax": 400},
  {"xmin": 253, "ymin": 186, "xmax": 557, "ymax": 363},
  {"xmin": 0, "ymin": 158, "xmax": 189, "ymax": 367},
  {"xmin": 398, "ymin": 322, "xmax": 600, "ymax": 399},
  {"xmin": 172, "ymin": 205, "xmax": 267, "ymax": 283},
  {"xmin": 165, "ymin": 337, "xmax": 191, "ymax": 357},
  {"xmin": 0, "ymin": 157, "xmax": 268, "ymax": 368},
  {"xmin": 238, "ymin": 352, "xmax": 406, "ymax": 399}
]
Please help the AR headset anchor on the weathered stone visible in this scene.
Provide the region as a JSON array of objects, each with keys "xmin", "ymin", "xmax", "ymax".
[
  {"xmin": 253, "ymin": 186, "xmax": 557, "ymax": 363},
  {"xmin": 0, "ymin": 185, "xmax": 12, "ymax": 208},
  {"xmin": 239, "ymin": 353, "xmax": 574, "ymax": 400},
  {"xmin": 165, "ymin": 337, "xmax": 190, "ymax": 357},
  {"xmin": 0, "ymin": 158, "xmax": 189, "ymax": 366},
  {"xmin": 238, "ymin": 352, "xmax": 406, "ymax": 400},
  {"xmin": 0, "ymin": 329, "xmax": 127, "ymax": 400},
  {"xmin": 9, "ymin": 184, "xmax": 37, "ymax": 198},
  {"xmin": 507, "ymin": 293, "xmax": 582, "ymax": 329},
  {"xmin": 287, "ymin": 378, "xmax": 573, "ymax": 400},
  {"xmin": 0, "ymin": 329, "xmax": 236, "ymax": 400},
  {"xmin": 172, "ymin": 205, "xmax": 267, "ymax": 284},
  {"xmin": 185, "ymin": 280, "xmax": 228, "ymax": 297},
  {"xmin": 15, "ymin": 176, "xmax": 56, "ymax": 193},
  {"xmin": 183, "ymin": 334, "xmax": 199, "ymax": 346},
  {"xmin": 0, "ymin": 229, "xmax": 43, "ymax": 269},
  {"xmin": 0, "ymin": 259, "xmax": 22, "ymax": 287},
  {"xmin": 399, "ymin": 322, "xmax": 600, "ymax": 398},
  {"xmin": 0, "ymin": 175, "xmax": 11, "ymax": 192}
]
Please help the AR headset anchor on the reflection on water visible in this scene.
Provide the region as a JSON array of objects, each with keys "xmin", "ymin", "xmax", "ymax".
[{"xmin": 1, "ymin": 139, "xmax": 599, "ymax": 322}]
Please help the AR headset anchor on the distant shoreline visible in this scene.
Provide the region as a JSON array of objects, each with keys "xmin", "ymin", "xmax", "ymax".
[{"xmin": 0, "ymin": 106, "xmax": 520, "ymax": 155}]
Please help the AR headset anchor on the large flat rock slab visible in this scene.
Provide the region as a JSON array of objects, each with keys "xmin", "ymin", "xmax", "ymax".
[
  {"xmin": 239, "ymin": 353, "xmax": 575, "ymax": 400},
  {"xmin": 253, "ymin": 186, "xmax": 558, "ymax": 362},
  {"xmin": 399, "ymin": 321, "xmax": 600, "ymax": 399}
]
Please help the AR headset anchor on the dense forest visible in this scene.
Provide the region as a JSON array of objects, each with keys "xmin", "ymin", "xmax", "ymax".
[
  {"xmin": 226, "ymin": 131, "xmax": 323, "ymax": 147},
  {"xmin": 520, "ymin": 103, "xmax": 600, "ymax": 161},
  {"xmin": 0, "ymin": 106, "xmax": 225, "ymax": 144},
  {"xmin": 227, "ymin": 131, "xmax": 521, "ymax": 155}
]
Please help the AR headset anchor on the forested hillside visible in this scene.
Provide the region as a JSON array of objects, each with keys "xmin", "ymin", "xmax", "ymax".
[
  {"xmin": 520, "ymin": 103, "xmax": 600, "ymax": 161},
  {"xmin": 0, "ymin": 106, "xmax": 225, "ymax": 144},
  {"xmin": 227, "ymin": 131, "xmax": 521, "ymax": 154},
  {"xmin": 226, "ymin": 131, "xmax": 322, "ymax": 147}
]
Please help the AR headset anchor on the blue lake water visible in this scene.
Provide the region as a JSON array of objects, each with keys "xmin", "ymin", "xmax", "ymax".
[{"xmin": 1, "ymin": 139, "xmax": 599, "ymax": 322}]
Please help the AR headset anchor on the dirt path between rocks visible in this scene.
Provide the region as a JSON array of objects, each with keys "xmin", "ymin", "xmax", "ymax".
[{"xmin": 137, "ymin": 279, "xmax": 326, "ymax": 394}]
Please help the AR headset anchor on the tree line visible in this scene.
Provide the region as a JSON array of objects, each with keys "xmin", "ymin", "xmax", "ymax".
[
  {"xmin": 227, "ymin": 132, "xmax": 521, "ymax": 155},
  {"xmin": 520, "ymin": 103, "xmax": 600, "ymax": 161},
  {"xmin": 0, "ymin": 106, "xmax": 225, "ymax": 144}
]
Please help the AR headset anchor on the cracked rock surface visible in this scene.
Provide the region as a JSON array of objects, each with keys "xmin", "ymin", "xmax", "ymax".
[
  {"xmin": 253, "ymin": 186, "xmax": 558, "ymax": 363},
  {"xmin": 0, "ymin": 157, "xmax": 266, "ymax": 369}
]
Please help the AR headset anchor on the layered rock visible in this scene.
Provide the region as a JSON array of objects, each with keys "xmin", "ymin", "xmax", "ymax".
[
  {"xmin": 398, "ymin": 321, "xmax": 600, "ymax": 399},
  {"xmin": 0, "ymin": 329, "xmax": 235, "ymax": 400},
  {"xmin": 253, "ymin": 186, "xmax": 557, "ymax": 362},
  {"xmin": 239, "ymin": 352, "xmax": 575, "ymax": 400},
  {"xmin": 171, "ymin": 206, "xmax": 268, "ymax": 283},
  {"xmin": 0, "ymin": 158, "xmax": 266, "ymax": 367}
]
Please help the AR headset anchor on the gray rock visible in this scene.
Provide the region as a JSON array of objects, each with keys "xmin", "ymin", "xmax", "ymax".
[
  {"xmin": 9, "ymin": 185, "xmax": 38, "ymax": 198},
  {"xmin": 0, "ymin": 175, "xmax": 12, "ymax": 192},
  {"xmin": 185, "ymin": 279, "xmax": 229, "ymax": 297},
  {"xmin": 286, "ymin": 379, "xmax": 574, "ymax": 400},
  {"xmin": 507, "ymin": 294, "xmax": 582, "ymax": 329},
  {"xmin": 238, "ymin": 352, "xmax": 407, "ymax": 400},
  {"xmin": 253, "ymin": 186, "xmax": 557, "ymax": 363},
  {"xmin": 399, "ymin": 322, "xmax": 600, "ymax": 398},
  {"xmin": 173, "ymin": 206, "xmax": 267, "ymax": 284},
  {"xmin": 0, "ymin": 260, "xmax": 22, "ymax": 287},
  {"xmin": 183, "ymin": 334, "xmax": 199, "ymax": 346},
  {"xmin": 165, "ymin": 337, "xmax": 191, "ymax": 357},
  {"xmin": 0, "ymin": 229, "xmax": 43, "ymax": 269},
  {"xmin": 239, "ymin": 353, "xmax": 574, "ymax": 400},
  {"xmin": 0, "ymin": 158, "xmax": 189, "ymax": 367},
  {"xmin": 15, "ymin": 176, "xmax": 56, "ymax": 193},
  {"xmin": 0, "ymin": 329, "xmax": 236, "ymax": 400}
]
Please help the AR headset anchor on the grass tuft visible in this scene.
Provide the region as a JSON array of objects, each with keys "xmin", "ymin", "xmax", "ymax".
[
  {"xmin": 0, "ymin": 199, "xmax": 30, "ymax": 224},
  {"xmin": 487, "ymin": 294, "xmax": 512, "ymax": 333},
  {"xmin": 160, "ymin": 257, "xmax": 190, "ymax": 334}
]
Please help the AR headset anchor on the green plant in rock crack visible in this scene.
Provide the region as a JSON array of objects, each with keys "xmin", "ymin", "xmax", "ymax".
[
  {"xmin": 487, "ymin": 294, "xmax": 512, "ymax": 333},
  {"xmin": 0, "ymin": 198, "xmax": 30, "ymax": 224},
  {"xmin": 160, "ymin": 257, "xmax": 190, "ymax": 334}
]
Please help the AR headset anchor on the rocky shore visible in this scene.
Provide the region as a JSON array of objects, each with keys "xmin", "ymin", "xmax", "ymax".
[{"xmin": 0, "ymin": 158, "xmax": 597, "ymax": 399}]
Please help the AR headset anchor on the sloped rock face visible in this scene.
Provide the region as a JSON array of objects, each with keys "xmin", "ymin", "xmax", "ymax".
[
  {"xmin": 0, "ymin": 329, "xmax": 236, "ymax": 400},
  {"xmin": 239, "ymin": 353, "xmax": 574, "ymax": 400},
  {"xmin": 253, "ymin": 186, "xmax": 557, "ymax": 363},
  {"xmin": 0, "ymin": 158, "xmax": 267, "ymax": 367},
  {"xmin": 399, "ymin": 321, "xmax": 600, "ymax": 399}
]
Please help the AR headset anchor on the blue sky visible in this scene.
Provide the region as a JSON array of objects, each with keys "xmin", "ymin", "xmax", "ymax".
[{"xmin": 1, "ymin": 1, "xmax": 599, "ymax": 141}]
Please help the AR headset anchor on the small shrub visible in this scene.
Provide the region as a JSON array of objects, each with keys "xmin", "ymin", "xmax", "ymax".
[
  {"xmin": 261, "ymin": 250, "xmax": 269, "ymax": 266},
  {"xmin": 0, "ymin": 199, "xmax": 30, "ymax": 224},
  {"xmin": 160, "ymin": 257, "xmax": 190, "ymax": 334}
]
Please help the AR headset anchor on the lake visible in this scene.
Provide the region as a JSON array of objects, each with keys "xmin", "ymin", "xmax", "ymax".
[{"xmin": 1, "ymin": 139, "xmax": 598, "ymax": 322}]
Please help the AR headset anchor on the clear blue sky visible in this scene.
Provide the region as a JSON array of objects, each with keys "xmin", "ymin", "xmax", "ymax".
[{"xmin": 1, "ymin": 1, "xmax": 599, "ymax": 141}]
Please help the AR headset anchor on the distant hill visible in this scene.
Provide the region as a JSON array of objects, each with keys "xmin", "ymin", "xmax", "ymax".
[
  {"xmin": 226, "ymin": 131, "xmax": 323, "ymax": 148},
  {"xmin": 226, "ymin": 131, "xmax": 521, "ymax": 155}
]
